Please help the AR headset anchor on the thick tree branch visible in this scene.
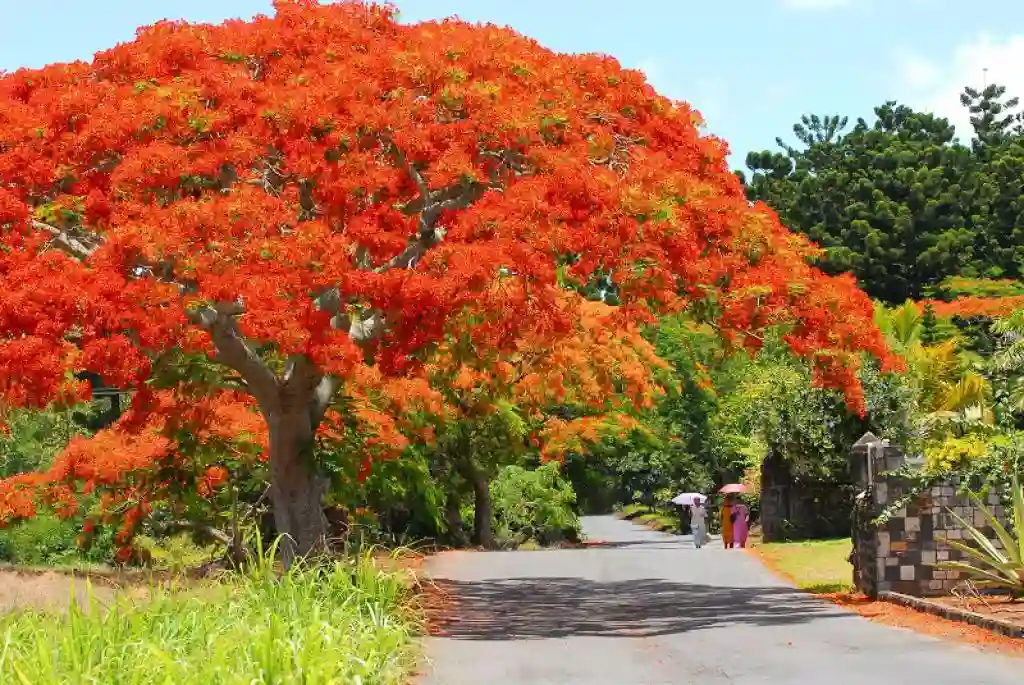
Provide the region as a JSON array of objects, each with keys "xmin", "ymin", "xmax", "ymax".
[
  {"xmin": 32, "ymin": 220, "xmax": 100, "ymax": 260},
  {"xmin": 314, "ymin": 139, "xmax": 508, "ymax": 341},
  {"xmin": 154, "ymin": 520, "xmax": 233, "ymax": 547},
  {"xmin": 282, "ymin": 355, "xmax": 338, "ymax": 430},
  {"xmin": 28, "ymin": 219, "xmax": 288, "ymax": 412},
  {"xmin": 310, "ymin": 376, "xmax": 336, "ymax": 429},
  {"xmin": 387, "ymin": 141, "xmax": 430, "ymax": 199},
  {"xmin": 375, "ymin": 227, "xmax": 445, "ymax": 272},
  {"xmin": 190, "ymin": 302, "xmax": 282, "ymax": 413},
  {"xmin": 27, "ymin": 140, "xmax": 517, "ymax": 401}
]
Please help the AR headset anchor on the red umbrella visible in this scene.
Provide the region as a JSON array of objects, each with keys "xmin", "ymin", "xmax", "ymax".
[{"xmin": 718, "ymin": 483, "xmax": 749, "ymax": 494}]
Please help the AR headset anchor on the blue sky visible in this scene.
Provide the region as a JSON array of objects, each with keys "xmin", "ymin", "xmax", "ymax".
[{"xmin": 3, "ymin": 0, "xmax": 1024, "ymax": 168}]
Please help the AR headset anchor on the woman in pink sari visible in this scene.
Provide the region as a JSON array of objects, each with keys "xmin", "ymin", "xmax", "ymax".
[{"xmin": 731, "ymin": 500, "xmax": 750, "ymax": 548}]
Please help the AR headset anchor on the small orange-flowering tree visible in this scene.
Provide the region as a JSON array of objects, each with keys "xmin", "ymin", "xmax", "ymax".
[
  {"xmin": 418, "ymin": 295, "xmax": 670, "ymax": 547},
  {"xmin": 0, "ymin": 1, "xmax": 898, "ymax": 564}
]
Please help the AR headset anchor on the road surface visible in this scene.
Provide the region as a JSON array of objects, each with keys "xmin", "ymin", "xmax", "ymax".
[{"xmin": 417, "ymin": 515, "xmax": 1022, "ymax": 685}]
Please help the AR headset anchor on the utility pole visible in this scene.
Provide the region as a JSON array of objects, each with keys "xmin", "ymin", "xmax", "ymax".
[{"xmin": 983, "ymin": 67, "xmax": 989, "ymax": 89}]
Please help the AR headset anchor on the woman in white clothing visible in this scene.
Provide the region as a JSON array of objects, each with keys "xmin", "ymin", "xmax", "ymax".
[{"xmin": 691, "ymin": 496, "xmax": 708, "ymax": 549}]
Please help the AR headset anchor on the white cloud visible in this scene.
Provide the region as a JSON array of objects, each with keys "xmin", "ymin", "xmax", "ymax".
[
  {"xmin": 896, "ymin": 34, "xmax": 1024, "ymax": 142},
  {"xmin": 780, "ymin": 0, "xmax": 853, "ymax": 10}
]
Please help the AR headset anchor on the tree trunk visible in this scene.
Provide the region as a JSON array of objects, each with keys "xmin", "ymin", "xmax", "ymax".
[
  {"xmin": 459, "ymin": 459, "xmax": 494, "ymax": 549},
  {"xmin": 267, "ymin": 411, "xmax": 328, "ymax": 568},
  {"xmin": 444, "ymin": 491, "xmax": 468, "ymax": 548},
  {"xmin": 472, "ymin": 478, "xmax": 494, "ymax": 549}
]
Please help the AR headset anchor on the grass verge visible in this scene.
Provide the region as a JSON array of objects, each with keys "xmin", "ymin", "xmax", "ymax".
[
  {"xmin": 617, "ymin": 504, "xmax": 649, "ymax": 520},
  {"xmin": 0, "ymin": 550, "xmax": 420, "ymax": 684},
  {"xmin": 752, "ymin": 537, "xmax": 853, "ymax": 594},
  {"xmin": 635, "ymin": 512, "xmax": 679, "ymax": 533},
  {"xmin": 617, "ymin": 504, "xmax": 680, "ymax": 533}
]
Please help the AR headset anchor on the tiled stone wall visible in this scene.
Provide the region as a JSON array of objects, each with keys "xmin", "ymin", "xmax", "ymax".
[{"xmin": 850, "ymin": 433, "xmax": 1006, "ymax": 598}]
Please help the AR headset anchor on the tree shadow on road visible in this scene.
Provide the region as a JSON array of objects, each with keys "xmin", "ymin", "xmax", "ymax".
[{"xmin": 429, "ymin": 576, "xmax": 847, "ymax": 640}]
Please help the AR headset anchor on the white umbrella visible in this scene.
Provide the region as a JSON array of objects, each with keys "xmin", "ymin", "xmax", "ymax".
[{"xmin": 670, "ymin": 492, "xmax": 705, "ymax": 506}]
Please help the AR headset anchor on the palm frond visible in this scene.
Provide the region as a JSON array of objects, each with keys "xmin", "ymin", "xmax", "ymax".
[
  {"xmin": 993, "ymin": 309, "xmax": 1024, "ymax": 336},
  {"xmin": 939, "ymin": 372, "xmax": 991, "ymax": 415},
  {"xmin": 889, "ymin": 299, "xmax": 922, "ymax": 348},
  {"xmin": 991, "ymin": 338, "xmax": 1024, "ymax": 373}
]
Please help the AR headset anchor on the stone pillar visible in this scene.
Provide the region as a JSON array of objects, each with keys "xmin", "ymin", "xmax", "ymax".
[
  {"xmin": 850, "ymin": 432, "xmax": 887, "ymax": 597},
  {"xmin": 849, "ymin": 432, "xmax": 1008, "ymax": 597},
  {"xmin": 849, "ymin": 488, "xmax": 877, "ymax": 596}
]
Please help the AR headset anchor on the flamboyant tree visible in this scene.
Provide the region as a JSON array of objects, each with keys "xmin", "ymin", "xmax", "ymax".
[{"xmin": 0, "ymin": 0, "xmax": 897, "ymax": 564}]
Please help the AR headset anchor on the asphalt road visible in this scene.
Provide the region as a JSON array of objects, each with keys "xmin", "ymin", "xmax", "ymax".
[{"xmin": 417, "ymin": 515, "xmax": 1023, "ymax": 685}]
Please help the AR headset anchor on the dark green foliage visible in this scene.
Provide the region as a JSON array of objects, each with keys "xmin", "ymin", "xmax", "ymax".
[
  {"xmin": 326, "ymin": 446, "xmax": 446, "ymax": 546},
  {"xmin": 745, "ymin": 102, "xmax": 976, "ymax": 303},
  {"xmin": 743, "ymin": 85, "xmax": 1024, "ymax": 303},
  {"xmin": 568, "ymin": 428, "xmax": 713, "ymax": 512},
  {"xmin": 561, "ymin": 450, "xmax": 619, "ymax": 514},
  {"xmin": 714, "ymin": 337, "xmax": 912, "ymax": 483},
  {"xmin": 70, "ymin": 372, "xmax": 126, "ymax": 431},
  {"xmin": 952, "ymin": 315, "xmax": 999, "ymax": 357}
]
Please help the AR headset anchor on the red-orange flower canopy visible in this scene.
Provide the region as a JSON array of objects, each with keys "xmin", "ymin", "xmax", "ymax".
[{"xmin": 0, "ymin": 0, "xmax": 895, "ymax": 428}]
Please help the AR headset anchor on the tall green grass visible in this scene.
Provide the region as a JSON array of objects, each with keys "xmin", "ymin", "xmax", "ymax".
[{"xmin": 0, "ymin": 549, "xmax": 420, "ymax": 684}]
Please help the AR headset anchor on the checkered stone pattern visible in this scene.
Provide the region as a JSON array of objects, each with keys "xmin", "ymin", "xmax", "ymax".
[{"xmin": 850, "ymin": 435, "xmax": 1008, "ymax": 598}]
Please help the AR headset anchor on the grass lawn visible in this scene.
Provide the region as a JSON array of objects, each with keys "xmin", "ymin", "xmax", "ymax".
[
  {"xmin": 0, "ymin": 552, "xmax": 421, "ymax": 685},
  {"xmin": 752, "ymin": 537, "xmax": 853, "ymax": 594}
]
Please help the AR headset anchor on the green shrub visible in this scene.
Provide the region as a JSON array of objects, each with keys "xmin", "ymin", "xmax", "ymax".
[
  {"xmin": 0, "ymin": 409, "xmax": 86, "ymax": 478},
  {"xmin": 134, "ymin": 533, "xmax": 221, "ymax": 573},
  {"xmin": 491, "ymin": 462, "xmax": 581, "ymax": 548},
  {"xmin": 0, "ymin": 513, "xmax": 115, "ymax": 568}
]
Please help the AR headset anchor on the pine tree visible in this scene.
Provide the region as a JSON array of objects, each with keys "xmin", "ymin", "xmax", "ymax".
[
  {"xmin": 960, "ymin": 83, "xmax": 1022, "ymax": 152},
  {"xmin": 920, "ymin": 303, "xmax": 940, "ymax": 346}
]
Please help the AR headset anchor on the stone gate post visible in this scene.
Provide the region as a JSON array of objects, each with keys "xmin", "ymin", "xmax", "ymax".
[{"xmin": 849, "ymin": 432, "xmax": 1007, "ymax": 598}]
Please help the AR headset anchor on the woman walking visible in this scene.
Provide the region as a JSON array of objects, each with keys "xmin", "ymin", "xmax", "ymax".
[
  {"xmin": 720, "ymin": 498, "xmax": 734, "ymax": 549},
  {"xmin": 732, "ymin": 500, "xmax": 751, "ymax": 549},
  {"xmin": 691, "ymin": 496, "xmax": 708, "ymax": 549}
]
